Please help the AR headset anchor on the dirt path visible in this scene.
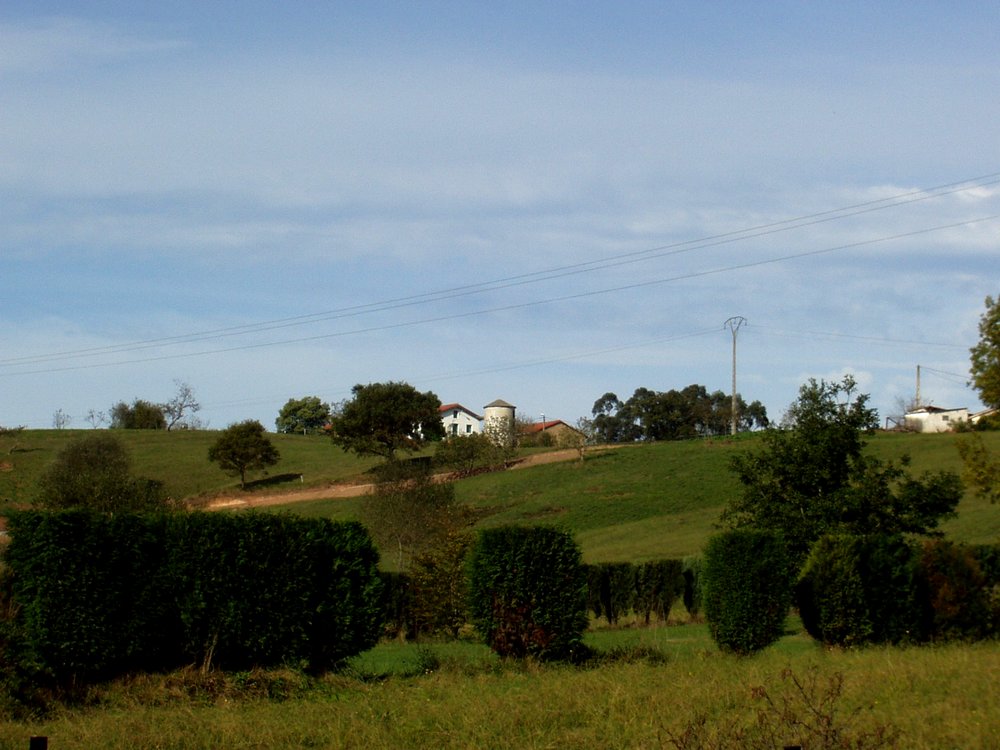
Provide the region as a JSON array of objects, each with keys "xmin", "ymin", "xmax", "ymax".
[{"xmin": 204, "ymin": 448, "xmax": 589, "ymax": 511}]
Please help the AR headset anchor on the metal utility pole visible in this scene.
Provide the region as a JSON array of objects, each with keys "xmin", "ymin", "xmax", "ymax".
[
  {"xmin": 915, "ymin": 364, "xmax": 921, "ymax": 408},
  {"xmin": 724, "ymin": 317, "xmax": 747, "ymax": 435}
]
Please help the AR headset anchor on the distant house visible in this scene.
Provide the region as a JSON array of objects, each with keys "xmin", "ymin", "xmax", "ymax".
[
  {"xmin": 439, "ymin": 403, "xmax": 483, "ymax": 437},
  {"xmin": 970, "ymin": 408, "xmax": 998, "ymax": 427},
  {"xmin": 904, "ymin": 405, "xmax": 970, "ymax": 433},
  {"xmin": 521, "ymin": 419, "xmax": 584, "ymax": 441}
]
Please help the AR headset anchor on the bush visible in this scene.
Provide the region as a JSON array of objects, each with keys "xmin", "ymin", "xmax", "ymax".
[
  {"xmin": 682, "ymin": 555, "xmax": 704, "ymax": 617},
  {"xmin": 702, "ymin": 529, "xmax": 792, "ymax": 655},
  {"xmin": 37, "ymin": 433, "xmax": 168, "ymax": 512},
  {"xmin": 634, "ymin": 560, "xmax": 684, "ymax": 624},
  {"xmin": 796, "ymin": 534, "xmax": 925, "ymax": 647},
  {"xmin": 467, "ymin": 526, "xmax": 588, "ymax": 660},
  {"xmin": 918, "ymin": 539, "xmax": 992, "ymax": 641},
  {"xmin": 3, "ymin": 511, "xmax": 384, "ymax": 684}
]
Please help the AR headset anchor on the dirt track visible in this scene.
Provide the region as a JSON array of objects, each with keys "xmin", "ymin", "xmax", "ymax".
[{"xmin": 204, "ymin": 448, "xmax": 588, "ymax": 511}]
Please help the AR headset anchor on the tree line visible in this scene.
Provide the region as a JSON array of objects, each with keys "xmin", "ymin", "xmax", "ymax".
[{"xmin": 585, "ymin": 384, "xmax": 769, "ymax": 443}]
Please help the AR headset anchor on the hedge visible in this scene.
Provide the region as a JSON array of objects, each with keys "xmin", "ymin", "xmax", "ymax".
[
  {"xmin": 3, "ymin": 510, "xmax": 383, "ymax": 683},
  {"xmin": 702, "ymin": 529, "xmax": 792, "ymax": 655},
  {"xmin": 467, "ymin": 526, "xmax": 588, "ymax": 660},
  {"xmin": 795, "ymin": 534, "xmax": 925, "ymax": 647}
]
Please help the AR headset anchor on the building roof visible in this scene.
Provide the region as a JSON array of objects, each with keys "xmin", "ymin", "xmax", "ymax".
[
  {"xmin": 439, "ymin": 403, "xmax": 483, "ymax": 420},
  {"xmin": 905, "ymin": 405, "xmax": 967, "ymax": 415},
  {"xmin": 484, "ymin": 399, "xmax": 516, "ymax": 409},
  {"xmin": 522, "ymin": 419, "xmax": 581, "ymax": 434}
]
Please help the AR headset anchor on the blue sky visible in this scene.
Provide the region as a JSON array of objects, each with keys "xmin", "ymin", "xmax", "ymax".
[{"xmin": 1, "ymin": 2, "xmax": 998, "ymax": 430}]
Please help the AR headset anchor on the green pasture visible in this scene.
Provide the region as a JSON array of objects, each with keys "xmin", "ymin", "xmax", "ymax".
[
  {"xmin": 0, "ymin": 429, "xmax": 380, "ymax": 505},
  {"xmin": 0, "ymin": 619, "xmax": 996, "ymax": 749},
  {"xmin": 281, "ymin": 431, "xmax": 1000, "ymax": 561},
  {"xmin": 4, "ymin": 428, "xmax": 998, "ymax": 561}
]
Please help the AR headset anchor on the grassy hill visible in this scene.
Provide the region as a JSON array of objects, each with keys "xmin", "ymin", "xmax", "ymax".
[
  {"xmin": 3, "ymin": 428, "xmax": 998, "ymax": 562},
  {"xmin": 0, "ymin": 428, "xmax": 381, "ymax": 504}
]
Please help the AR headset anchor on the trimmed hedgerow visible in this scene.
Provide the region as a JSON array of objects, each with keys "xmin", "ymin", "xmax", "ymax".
[
  {"xmin": 3, "ymin": 510, "xmax": 383, "ymax": 684},
  {"xmin": 467, "ymin": 526, "xmax": 588, "ymax": 660},
  {"xmin": 682, "ymin": 555, "xmax": 704, "ymax": 618},
  {"xmin": 634, "ymin": 560, "xmax": 684, "ymax": 624},
  {"xmin": 584, "ymin": 563, "xmax": 636, "ymax": 624},
  {"xmin": 795, "ymin": 534, "xmax": 925, "ymax": 647},
  {"xmin": 2, "ymin": 510, "xmax": 173, "ymax": 683},
  {"xmin": 702, "ymin": 529, "xmax": 792, "ymax": 655}
]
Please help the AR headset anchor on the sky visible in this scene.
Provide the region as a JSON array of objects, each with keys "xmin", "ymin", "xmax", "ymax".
[{"xmin": 2, "ymin": 1, "xmax": 998, "ymax": 432}]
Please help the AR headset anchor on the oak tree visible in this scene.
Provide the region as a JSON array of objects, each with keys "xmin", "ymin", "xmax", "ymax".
[
  {"xmin": 208, "ymin": 420, "xmax": 280, "ymax": 488},
  {"xmin": 329, "ymin": 381, "xmax": 444, "ymax": 461}
]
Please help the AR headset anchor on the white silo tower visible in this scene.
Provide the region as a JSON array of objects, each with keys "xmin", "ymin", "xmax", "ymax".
[{"xmin": 483, "ymin": 399, "xmax": 516, "ymax": 446}]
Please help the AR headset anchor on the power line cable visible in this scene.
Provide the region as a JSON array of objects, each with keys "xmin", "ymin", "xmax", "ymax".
[
  {"xmin": 4, "ymin": 171, "xmax": 999, "ymax": 367},
  {"xmin": 3, "ymin": 213, "xmax": 996, "ymax": 377}
]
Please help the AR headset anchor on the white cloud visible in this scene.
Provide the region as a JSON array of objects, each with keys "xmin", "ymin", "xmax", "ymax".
[{"xmin": 0, "ymin": 16, "xmax": 186, "ymax": 74}]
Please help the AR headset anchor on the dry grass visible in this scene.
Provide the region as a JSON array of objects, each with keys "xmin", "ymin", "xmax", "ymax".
[{"xmin": 1, "ymin": 631, "xmax": 997, "ymax": 749}]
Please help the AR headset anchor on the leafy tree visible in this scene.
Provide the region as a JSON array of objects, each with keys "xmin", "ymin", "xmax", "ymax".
[
  {"xmin": 329, "ymin": 381, "xmax": 444, "ymax": 461},
  {"xmin": 956, "ymin": 433, "xmax": 1000, "ymax": 504},
  {"xmin": 433, "ymin": 433, "xmax": 504, "ymax": 474},
  {"xmin": 361, "ymin": 463, "xmax": 474, "ymax": 636},
  {"xmin": 111, "ymin": 399, "xmax": 166, "ymax": 430},
  {"xmin": 37, "ymin": 433, "xmax": 167, "ymax": 512},
  {"xmin": 723, "ymin": 376, "xmax": 961, "ymax": 564},
  {"xmin": 970, "ymin": 294, "xmax": 1000, "ymax": 410},
  {"xmin": 207, "ymin": 420, "xmax": 280, "ymax": 488},
  {"xmin": 275, "ymin": 395, "xmax": 332, "ymax": 435},
  {"xmin": 589, "ymin": 385, "xmax": 767, "ymax": 443},
  {"xmin": 590, "ymin": 392, "xmax": 639, "ymax": 443},
  {"xmin": 162, "ymin": 380, "xmax": 202, "ymax": 430}
]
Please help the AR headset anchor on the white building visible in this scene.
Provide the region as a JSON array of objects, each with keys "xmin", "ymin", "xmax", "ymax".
[
  {"xmin": 483, "ymin": 399, "xmax": 517, "ymax": 445},
  {"xmin": 439, "ymin": 403, "xmax": 483, "ymax": 437},
  {"xmin": 903, "ymin": 405, "xmax": 970, "ymax": 433}
]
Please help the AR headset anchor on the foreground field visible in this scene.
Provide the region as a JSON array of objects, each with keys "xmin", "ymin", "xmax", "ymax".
[{"xmin": 1, "ymin": 622, "xmax": 997, "ymax": 749}]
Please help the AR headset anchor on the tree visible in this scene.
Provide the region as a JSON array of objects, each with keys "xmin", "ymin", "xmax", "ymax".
[
  {"xmin": 275, "ymin": 396, "xmax": 331, "ymax": 435},
  {"xmin": 37, "ymin": 433, "xmax": 167, "ymax": 512},
  {"xmin": 52, "ymin": 409, "xmax": 71, "ymax": 429},
  {"xmin": 207, "ymin": 420, "xmax": 280, "ymax": 488},
  {"xmin": 970, "ymin": 294, "xmax": 1000, "ymax": 410},
  {"xmin": 111, "ymin": 399, "xmax": 166, "ymax": 430},
  {"xmin": 722, "ymin": 376, "xmax": 961, "ymax": 564},
  {"xmin": 163, "ymin": 380, "xmax": 202, "ymax": 430},
  {"xmin": 329, "ymin": 381, "xmax": 444, "ymax": 461},
  {"xmin": 360, "ymin": 463, "xmax": 474, "ymax": 636},
  {"xmin": 589, "ymin": 385, "xmax": 767, "ymax": 443},
  {"xmin": 956, "ymin": 433, "xmax": 1000, "ymax": 504}
]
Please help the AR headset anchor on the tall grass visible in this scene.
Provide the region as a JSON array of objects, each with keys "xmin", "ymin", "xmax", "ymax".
[{"xmin": 1, "ymin": 626, "xmax": 997, "ymax": 749}]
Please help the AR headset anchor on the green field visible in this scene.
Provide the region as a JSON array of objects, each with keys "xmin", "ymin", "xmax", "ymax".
[
  {"xmin": 1, "ymin": 428, "xmax": 999, "ymax": 747},
  {"xmin": 0, "ymin": 621, "xmax": 996, "ymax": 749},
  {"xmin": 4, "ymin": 428, "xmax": 999, "ymax": 562}
]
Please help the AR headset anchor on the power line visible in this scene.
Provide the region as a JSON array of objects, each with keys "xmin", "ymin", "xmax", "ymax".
[
  {"xmin": 3, "ymin": 171, "xmax": 999, "ymax": 367},
  {"xmin": 2, "ymin": 213, "xmax": 997, "ymax": 377},
  {"xmin": 752, "ymin": 326, "xmax": 967, "ymax": 350}
]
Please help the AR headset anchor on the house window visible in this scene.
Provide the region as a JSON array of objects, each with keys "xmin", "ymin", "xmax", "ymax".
[
  {"xmin": 453, "ymin": 410, "xmax": 459, "ymax": 418},
  {"xmin": 466, "ymin": 424, "xmax": 472, "ymax": 433},
  {"xmin": 451, "ymin": 424, "xmax": 458, "ymax": 435}
]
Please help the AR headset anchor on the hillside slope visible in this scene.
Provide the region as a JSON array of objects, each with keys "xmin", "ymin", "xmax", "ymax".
[{"xmin": 3, "ymin": 429, "xmax": 997, "ymax": 562}]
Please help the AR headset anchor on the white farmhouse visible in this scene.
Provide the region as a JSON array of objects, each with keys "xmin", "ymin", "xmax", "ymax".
[
  {"xmin": 439, "ymin": 403, "xmax": 483, "ymax": 437},
  {"xmin": 903, "ymin": 405, "xmax": 970, "ymax": 433}
]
